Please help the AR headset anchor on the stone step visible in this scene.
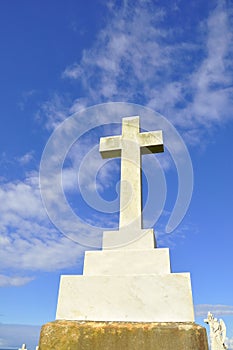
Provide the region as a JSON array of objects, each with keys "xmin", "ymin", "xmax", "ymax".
[
  {"xmin": 102, "ymin": 228, "xmax": 156, "ymax": 250},
  {"xmin": 56, "ymin": 273, "xmax": 194, "ymax": 322},
  {"xmin": 39, "ymin": 321, "xmax": 209, "ymax": 350},
  {"xmin": 83, "ymin": 248, "xmax": 171, "ymax": 275}
]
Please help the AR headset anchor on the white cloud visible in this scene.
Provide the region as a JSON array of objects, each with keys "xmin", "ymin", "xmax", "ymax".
[
  {"xmin": 0, "ymin": 174, "xmax": 45, "ymax": 220},
  {"xmin": 17, "ymin": 151, "xmax": 34, "ymax": 166},
  {"xmin": 62, "ymin": 167, "xmax": 79, "ymax": 192},
  {"xmin": 62, "ymin": 63, "xmax": 83, "ymax": 80},
  {"xmin": 63, "ymin": 0, "xmax": 169, "ymax": 103},
  {"xmin": 58, "ymin": 0, "xmax": 233, "ymax": 142},
  {"xmin": 156, "ymin": 220, "xmax": 197, "ymax": 247},
  {"xmin": 69, "ymin": 97, "xmax": 88, "ymax": 114},
  {"xmin": 183, "ymin": 1, "xmax": 233, "ymax": 127},
  {"xmin": 196, "ymin": 304, "xmax": 233, "ymax": 349},
  {"xmin": 77, "ymin": 146, "xmax": 120, "ymax": 194},
  {"xmin": 0, "ymin": 172, "xmax": 87, "ymax": 280},
  {"xmin": 0, "ymin": 275, "xmax": 34, "ymax": 287},
  {"xmin": 195, "ymin": 304, "xmax": 233, "ymax": 317},
  {"xmin": 36, "ymin": 94, "xmax": 88, "ymax": 130},
  {"xmin": 36, "ymin": 94, "xmax": 70, "ymax": 130}
]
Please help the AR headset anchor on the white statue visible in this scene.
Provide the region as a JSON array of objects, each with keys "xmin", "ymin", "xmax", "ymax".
[
  {"xmin": 204, "ymin": 312, "xmax": 228, "ymax": 350},
  {"xmin": 19, "ymin": 345, "xmax": 27, "ymax": 350}
]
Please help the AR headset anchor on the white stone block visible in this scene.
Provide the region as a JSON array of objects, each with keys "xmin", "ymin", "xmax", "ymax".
[
  {"xmin": 83, "ymin": 248, "xmax": 171, "ymax": 275},
  {"xmin": 102, "ymin": 228, "xmax": 156, "ymax": 250},
  {"xmin": 56, "ymin": 273, "xmax": 194, "ymax": 322}
]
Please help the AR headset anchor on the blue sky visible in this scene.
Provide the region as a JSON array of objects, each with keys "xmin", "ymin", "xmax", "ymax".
[{"xmin": 0, "ymin": 0, "xmax": 233, "ymax": 348}]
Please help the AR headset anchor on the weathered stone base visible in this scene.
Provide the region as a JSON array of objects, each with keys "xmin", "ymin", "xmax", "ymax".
[{"xmin": 38, "ymin": 320, "xmax": 208, "ymax": 350}]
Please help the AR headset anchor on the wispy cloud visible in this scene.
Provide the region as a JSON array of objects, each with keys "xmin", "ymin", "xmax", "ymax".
[
  {"xmin": 197, "ymin": 304, "xmax": 233, "ymax": 349},
  {"xmin": 60, "ymin": 0, "xmax": 233, "ymax": 139},
  {"xmin": 36, "ymin": 94, "xmax": 70, "ymax": 130},
  {"xmin": 18, "ymin": 89, "xmax": 37, "ymax": 111},
  {"xmin": 36, "ymin": 94, "xmax": 88, "ymax": 130},
  {"xmin": 0, "ymin": 275, "xmax": 34, "ymax": 287},
  {"xmin": 179, "ymin": 1, "xmax": 233, "ymax": 128},
  {"xmin": 195, "ymin": 304, "xmax": 233, "ymax": 317},
  {"xmin": 62, "ymin": 0, "xmax": 171, "ymax": 103},
  {"xmin": 16, "ymin": 151, "xmax": 35, "ymax": 166}
]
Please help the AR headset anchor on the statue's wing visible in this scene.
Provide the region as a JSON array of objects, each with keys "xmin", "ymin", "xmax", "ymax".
[{"xmin": 220, "ymin": 319, "xmax": 227, "ymax": 341}]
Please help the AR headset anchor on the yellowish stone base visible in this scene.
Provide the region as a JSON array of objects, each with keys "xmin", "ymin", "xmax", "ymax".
[{"xmin": 38, "ymin": 320, "xmax": 208, "ymax": 350}]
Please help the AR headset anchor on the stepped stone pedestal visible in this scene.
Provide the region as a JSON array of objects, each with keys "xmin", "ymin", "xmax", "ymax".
[
  {"xmin": 38, "ymin": 239, "xmax": 208, "ymax": 350},
  {"xmin": 38, "ymin": 117, "xmax": 208, "ymax": 349},
  {"xmin": 56, "ymin": 245, "xmax": 195, "ymax": 323}
]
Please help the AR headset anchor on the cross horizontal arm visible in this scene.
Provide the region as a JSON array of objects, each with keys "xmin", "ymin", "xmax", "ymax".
[
  {"xmin": 139, "ymin": 130, "xmax": 164, "ymax": 155},
  {"xmin": 99, "ymin": 135, "xmax": 121, "ymax": 159}
]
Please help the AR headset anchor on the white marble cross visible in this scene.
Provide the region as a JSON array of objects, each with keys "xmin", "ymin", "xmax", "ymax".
[
  {"xmin": 56, "ymin": 117, "xmax": 195, "ymax": 322},
  {"xmin": 100, "ymin": 116, "xmax": 163, "ymax": 231}
]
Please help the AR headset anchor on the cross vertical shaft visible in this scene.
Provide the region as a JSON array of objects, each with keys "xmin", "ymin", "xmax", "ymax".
[
  {"xmin": 100, "ymin": 116, "xmax": 164, "ymax": 234},
  {"xmin": 119, "ymin": 117, "xmax": 142, "ymax": 229}
]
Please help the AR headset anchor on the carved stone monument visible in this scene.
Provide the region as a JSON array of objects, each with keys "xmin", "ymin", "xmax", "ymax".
[
  {"xmin": 38, "ymin": 116, "xmax": 208, "ymax": 350},
  {"xmin": 205, "ymin": 312, "xmax": 228, "ymax": 349}
]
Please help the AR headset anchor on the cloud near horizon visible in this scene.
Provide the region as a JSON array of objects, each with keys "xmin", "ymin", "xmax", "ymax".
[
  {"xmin": 0, "ymin": 323, "xmax": 41, "ymax": 349},
  {"xmin": 195, "ymin": 304, "xmax": 233, "ymax": 317},
  {"xmin": 0, "ymin": 171, "xmax": 87, "ymax": 286}
]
